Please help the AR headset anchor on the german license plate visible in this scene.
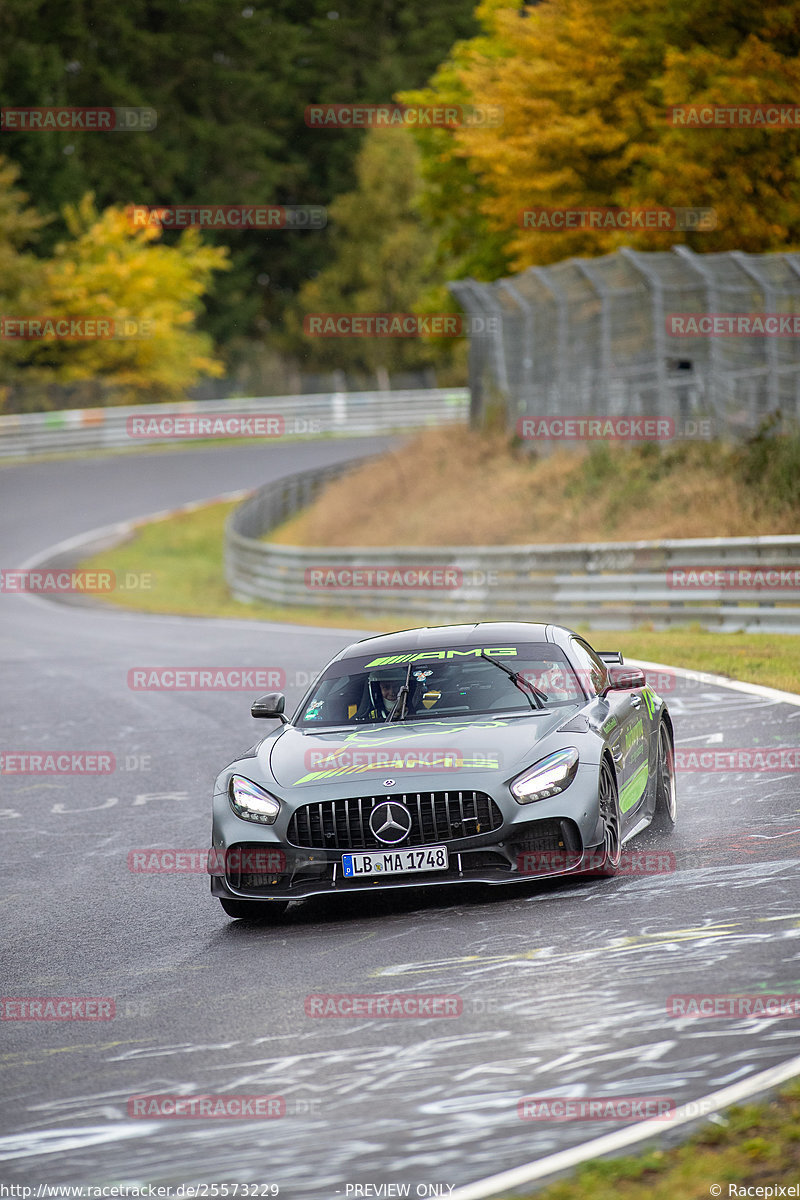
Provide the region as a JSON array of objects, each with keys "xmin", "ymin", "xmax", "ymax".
[{"xmin": 342, "ymin": 846, "xmax": 448, "ymax": 877}]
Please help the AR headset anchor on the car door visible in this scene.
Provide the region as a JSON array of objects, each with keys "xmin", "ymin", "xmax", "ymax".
[{"xmin": 570, "ymin": 638, "xmax": 647, "ymax": 827}]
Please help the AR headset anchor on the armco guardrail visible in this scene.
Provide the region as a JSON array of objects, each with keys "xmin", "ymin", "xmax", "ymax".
[
  {"xmin": 226, "ymin": 464, "xmax": 800, "ymax": 633},
  {"xmin": 0, "ymin": 388, "xmax": 468, "ymax": 458}
]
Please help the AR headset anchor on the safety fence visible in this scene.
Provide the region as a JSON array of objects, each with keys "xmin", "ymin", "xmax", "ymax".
[
  {"xmin": 226, "ymin": 461, "xmax": 800, "ymax": 633},
  {"xmin": 450, "ymin": 248, "xmax": 800, "ymax": 440},
  {"xmin": 0, "ymin": 388, "xmax": 468, "ymax": 459}
]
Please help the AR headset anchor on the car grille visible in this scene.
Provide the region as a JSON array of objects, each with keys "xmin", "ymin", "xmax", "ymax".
[{"xmin": 287, "ymin": 791, "xmax": 503, "ymax": 850}]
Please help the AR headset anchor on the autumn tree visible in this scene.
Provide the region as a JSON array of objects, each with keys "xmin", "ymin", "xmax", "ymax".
[
  {"xmin": 1, "ymin": 177, "xmax": 230, "ymax": 405},
  {"xmin": 402, "ymin": 0, "xmax": 800, "ymax": 274},
  {"xmin": 0, "ymin": 0, "xmax": 479, "ymax": 347},
  {"xmin": 285, "ymin": 128, "xmax": 451, "ymax": 380},
  {"xmin": 0, "ymin": 158, "xmax": 48, "ymax": 389}
]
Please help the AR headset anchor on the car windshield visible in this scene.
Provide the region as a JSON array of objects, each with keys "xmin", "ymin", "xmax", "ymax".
[{"xmin": 295, "ymin": 643, "xmax": 585, "ymax": 727}]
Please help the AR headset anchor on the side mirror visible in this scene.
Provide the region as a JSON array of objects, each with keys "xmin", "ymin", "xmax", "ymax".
[
  {"xmin": 604, "ymin": 665, "xmax": 647, "ymax": 693},
  {"xmin": 251, "ymin": 692, "xmax": 288, "ymax": 722}
]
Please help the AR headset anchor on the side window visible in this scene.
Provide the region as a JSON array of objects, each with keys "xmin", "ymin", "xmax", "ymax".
[
  {"xmin": 520, "ymin": 658, "xmax": 583, "ymax": 701},
  {"xmin": 569, "ymin": 639, "xmax": 607, "ymax": 697}
]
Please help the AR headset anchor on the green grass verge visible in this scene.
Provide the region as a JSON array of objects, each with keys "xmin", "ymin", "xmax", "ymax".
[
  {"xmin": 592, "ymin": 627, "xmax": 800, "ymax": 696},
  {"xmin": 515, "ymin": 1079, "xmax": 800, "ymax": 1200},
  {"xmin": 77, "ymin": 500, "xmax": 411, "ymax": 630},
  {"xmin": 77, "ymin": 500, "xmax": 800, "ymax": 693}
]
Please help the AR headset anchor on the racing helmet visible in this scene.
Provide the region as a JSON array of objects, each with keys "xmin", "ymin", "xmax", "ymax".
[{"xmin": 358, "ymin": 666, "xmax": 415, "ymax": 718}]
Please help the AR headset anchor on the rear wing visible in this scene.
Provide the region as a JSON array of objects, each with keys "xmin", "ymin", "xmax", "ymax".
[{"xmin": 597, "ymin": 650, "xmax": 623, "ymax": 665}]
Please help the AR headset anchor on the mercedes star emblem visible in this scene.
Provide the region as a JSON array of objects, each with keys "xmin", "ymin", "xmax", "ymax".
[{"xmin": 369, "ymin": 801, "xmax": 412, "ymax": 845}]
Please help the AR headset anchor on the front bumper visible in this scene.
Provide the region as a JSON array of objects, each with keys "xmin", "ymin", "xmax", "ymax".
[{"xmin": 209, "ymin": 768, "xmax": 606, "ymax": 902}]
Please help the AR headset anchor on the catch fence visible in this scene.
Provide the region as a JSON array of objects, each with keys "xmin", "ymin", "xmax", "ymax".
[{"xmin": 450, "ymin": 248, "xmax": 800, "ymax": 439}]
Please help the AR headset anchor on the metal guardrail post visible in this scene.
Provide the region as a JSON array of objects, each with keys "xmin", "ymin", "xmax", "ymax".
[
  {"xmin": 620, "ymin": 248, "xmax": 669, "ymax": 422},
  {"xmin": 498, "ymin": 280, "xmax": 534, "ymax": 428},
  {"xmin": 450, "ymin": 280, "xmax": 509, "ymax": 425},
  {"xmin": 730, "ymin": 251, "xmax": 779, "ymax": 415},
  {"xmin": 672, "ymin": 245, "xmax": 724, "ymax": 423},
  {"xmin": 529, "ymin": 267, "xmax": 570, "ymax": 414},
  {"xmin": 574, "ymin": 260, "xmax": 612, "ymax": 411}
]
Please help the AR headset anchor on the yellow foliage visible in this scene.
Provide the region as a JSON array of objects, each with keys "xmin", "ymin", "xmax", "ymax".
[
  {"xmin": 405, "ymin": 0, "xmax": 800, "ymax": 272},
  {"xmin": 7, "ymin": 189, "xmax": 230, "ymax": 404}
]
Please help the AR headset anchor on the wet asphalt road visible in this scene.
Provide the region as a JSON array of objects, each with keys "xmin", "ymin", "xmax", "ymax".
[{"xmin": 1, "ymin": 440, "xmax": 799, "ymax": 1196}]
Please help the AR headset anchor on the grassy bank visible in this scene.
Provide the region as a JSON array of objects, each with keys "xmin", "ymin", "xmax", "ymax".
[
  {"xmin": 269, "ymin": 427, "xmax": 800, "ymax": 546},
  {"xmin": 517, "ymin": 1078, "xmax": 800, "ymax": 1200}
]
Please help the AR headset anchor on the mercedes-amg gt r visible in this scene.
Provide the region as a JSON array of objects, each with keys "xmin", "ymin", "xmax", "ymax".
[{"xmin": 208, "ymin": 622, "xmax": 677, "ymax": 918}]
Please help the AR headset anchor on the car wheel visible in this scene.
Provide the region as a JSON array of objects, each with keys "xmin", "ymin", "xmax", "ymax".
[
  {"xmin": 220, "ymin": 898, "xmax": 289, "ymax": 921},
  {"xmin": 650, "ymin": 721, "xmax": 677, "ymax": 834},
  {"xmin": 593, "ymin": 758, "xmax": 622, "ymax": 877}
]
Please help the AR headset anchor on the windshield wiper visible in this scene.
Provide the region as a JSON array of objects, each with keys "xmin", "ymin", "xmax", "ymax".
[
  {"xmin": 386, "ymin": 661, "xmax": 413, "ymax": 723},
  {"xmin": 479, "ymin": 651, "xmax": 547, "ymax": 710}
]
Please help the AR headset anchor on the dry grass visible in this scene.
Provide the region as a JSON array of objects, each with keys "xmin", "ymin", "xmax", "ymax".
[{"xmin": 269, "ymin": 427, "xmax": 799, "ymax": 547}]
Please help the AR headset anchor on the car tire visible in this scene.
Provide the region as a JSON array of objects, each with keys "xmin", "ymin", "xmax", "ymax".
[
  {"xmin": 650, "ymin": 720, "xmax": 677, "ymax": 835},
  {"xmin": 220, "ymin": 898, "xmax": 289, "ymax": 921},
  {"xmin": 592, "ymin": 758, "xmax": 622, "ymax": 877}
]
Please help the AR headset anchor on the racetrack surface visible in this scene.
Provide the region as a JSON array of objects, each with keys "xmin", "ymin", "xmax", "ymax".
[{"xmin": 1, "ymin": 441, "xmax": 799, "ymax": 1196}]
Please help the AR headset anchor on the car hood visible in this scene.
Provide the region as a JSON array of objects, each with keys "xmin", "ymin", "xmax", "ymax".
[{"xmin": 264, "ymin": 709, "xmax": 580, "ymax": 790}]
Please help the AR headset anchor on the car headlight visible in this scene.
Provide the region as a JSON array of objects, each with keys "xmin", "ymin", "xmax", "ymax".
[
  {"xmin": 228, "ymin": 775, "xmax": 281, "ymax": 824},
  {"xmin": 510, "ymin": 748, "xmax": 579, "ymax": 804}
]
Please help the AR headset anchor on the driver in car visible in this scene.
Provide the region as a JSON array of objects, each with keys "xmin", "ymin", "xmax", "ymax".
[{"xmin": 355, "ymin": 669, "xmax": 418, "ymax": 722}]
